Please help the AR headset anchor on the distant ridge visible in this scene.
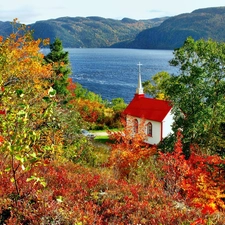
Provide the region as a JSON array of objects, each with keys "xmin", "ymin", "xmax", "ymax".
[
  {"xmin": 0, "ymin": 7, "xmax": 225, "ymax": 49},
  {"xmin": 112, "ymin": 6, "xmax": 225, "ymax": 49},
  {"xmin": 0, "ymin": 16, "xmax": 166, "ymax": 48}
]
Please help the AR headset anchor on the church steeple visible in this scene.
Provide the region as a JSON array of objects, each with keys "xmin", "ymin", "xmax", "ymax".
[{"xmin": 136, "ymin": 62, "xmax": 144, "ymax": 96}]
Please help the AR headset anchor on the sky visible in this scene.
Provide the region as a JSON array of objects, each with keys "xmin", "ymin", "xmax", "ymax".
[{"xmin": 0, "ymin": 0, "xmax": 225, "ymax": 24}]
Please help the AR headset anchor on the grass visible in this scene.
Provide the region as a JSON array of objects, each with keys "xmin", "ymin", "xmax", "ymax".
[
  {"xmin": 91, "ymin": 128, "xmax": 122, "ymax": 133},
  {"xmin": 94, "ymin": 135, "xmax": 110, "ymax": 144},
  {"xmin": 92, "ymin": 128, "xmax": 123, "ymax": 144}
]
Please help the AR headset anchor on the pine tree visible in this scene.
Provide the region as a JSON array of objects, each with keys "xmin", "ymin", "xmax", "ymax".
[{"xmin": 44, "ymin": 38, "xmax": 71, "ymax": 96}]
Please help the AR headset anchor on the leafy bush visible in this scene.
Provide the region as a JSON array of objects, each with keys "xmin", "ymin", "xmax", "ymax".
[
  {"xmin": 159, "ymin": 130, "xmax": 225, "ymax": 214},
  {"xmin": 1, "ymin": 158, "xmax": 218, "ymax": 224}
]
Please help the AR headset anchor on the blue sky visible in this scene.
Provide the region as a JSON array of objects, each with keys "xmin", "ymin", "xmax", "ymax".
[{"xmin": 0, "ymin": 0, "xmax": 225, "ymax": 24}]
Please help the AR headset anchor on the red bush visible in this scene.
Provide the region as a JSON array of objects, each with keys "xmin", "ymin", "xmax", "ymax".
[{"xmin": 159, "ymin": 130, "xmax": 225, "ymax": 214}]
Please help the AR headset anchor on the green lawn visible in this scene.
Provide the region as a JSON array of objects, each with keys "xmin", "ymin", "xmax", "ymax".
[
  {"xmin": 94, "ymin": 135, "xmax": 110, "ymax": 144},
  {"xmin": 92, "ymin": 128, "xmax": 123, "ymax": 143}
]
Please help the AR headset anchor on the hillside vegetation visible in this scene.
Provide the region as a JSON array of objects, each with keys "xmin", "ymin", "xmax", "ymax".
[
  {"xmin": 1, "ymin": 7, "xmax": 225, "ymax": 49},
  {"xmin": 29, "ymin": 16, "xmax": 165, "ymax": 48},
  {"xmin": 115, "ymin": 6, "xmax": 225, "ymax": 49},
  {"xmin": 0, "ymin": 17, "xmax": 165, "ymax": 48},
  {"xmin": 0, "ymin": 22, "xmax": 225, "ymax": 224}
]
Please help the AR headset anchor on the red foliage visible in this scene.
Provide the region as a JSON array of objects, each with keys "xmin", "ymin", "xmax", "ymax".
[
  {"xmin": 66, "ymin": 78, "xmax": 76, "ymax": 96},
  {"xmin": 75, "ymin": 98, "xmax": 104, "ymax": 123},
  {"xmin": 0, "ymin": 136, "xmax": 4, "ymax": 145},
  {"xmin": 108, "ymin": 126, "xmax": 157, "ymax": 179},
  {"xmin": 159, "ymin": 130, "xmax": 225, "ymax": 214},
  {"xmin": 0, "ymin": 157, "xmax": 212, "ymax": 224},
  {"xmin": 0, "ymin": 109, "xmax": 6, "ymax": 115},
  {"xmin": 191, "ymin": 218, "xmax": 207, "ymax": 225},
  {"xmin": 0, "ymin": 129, "xmax": 224, "ymax": 224}
]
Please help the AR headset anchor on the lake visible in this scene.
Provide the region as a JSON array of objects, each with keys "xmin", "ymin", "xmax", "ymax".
[{"xmin": 44, "ymin": 48, "xmax": 178, "ymax": 103}]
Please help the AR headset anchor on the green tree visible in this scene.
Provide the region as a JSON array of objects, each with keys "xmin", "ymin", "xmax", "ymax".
[
  {"xmin": 142, "ymin": 71, "xmax": 170, "ymax": 99},
  {"xmin": 44, "ymin": 38, "xmax": 71, "ymax": 96},
  {"xmin": 165, "ymin": 37, "xmax": 225, "ymax": 157},
  {"xmin": 111, "ymin": 97, "xmax": 127, "ymax": 112},
  {"xmin": 74, "ymin": 82, "xmax": 108, "ymax": 105}
]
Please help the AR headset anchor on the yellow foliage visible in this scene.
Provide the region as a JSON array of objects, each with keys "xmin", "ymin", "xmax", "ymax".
[
  {"xmin": 156, "ymin": 93, "xmax": 165, "ymax": 100},
  {"xmin": 104, "ymin": 108, "xmax": 114, "ymax": 117},
  {"xmin": 0, "ymin": 24, "xmax": 53, "ymax": 96}
]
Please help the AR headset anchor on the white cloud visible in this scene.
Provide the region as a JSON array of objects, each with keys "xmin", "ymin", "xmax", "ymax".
[{"xmin": 0, "ymin": 0, "xmax": 224, "ymax": 24}]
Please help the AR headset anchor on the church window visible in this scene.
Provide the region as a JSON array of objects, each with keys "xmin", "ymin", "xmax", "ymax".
[
  {"xmin": 146, "ymin": 122, "xmax": 152, "ymax": 137},
  {"xmin": 134, "ymin": 119, "xmax": 138, "ymax": 133}
]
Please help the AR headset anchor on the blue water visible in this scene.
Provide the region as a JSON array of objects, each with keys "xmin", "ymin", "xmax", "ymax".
[{"xmin": 43, "ymin": 48, "xmax": 178, "ymax": 103}]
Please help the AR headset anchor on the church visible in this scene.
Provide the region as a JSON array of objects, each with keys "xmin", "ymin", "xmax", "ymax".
[{"xmin": 123, "ymin": 63, "xmax": 173, "ymax": 145}]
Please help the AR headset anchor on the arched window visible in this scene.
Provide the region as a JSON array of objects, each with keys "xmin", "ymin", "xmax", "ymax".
[
  {"xmin": 146, "ymin": 122, "xmax": 152, "ymax": 137},
  {"xmin": 133, "ymin": 119, "xmax": 138, "ymax": 133}
]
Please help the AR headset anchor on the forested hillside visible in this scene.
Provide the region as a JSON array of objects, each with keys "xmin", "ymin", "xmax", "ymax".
[
  {"xmin": 0, "ymin": 17, "xmax": 166, "ymax": 48},
  {"xmin": 32, "ymin": 17, "xmax": 167, "ymax": 48},
  {"xmin": 113, "ymin": 6, "xmax": 225, "ymax": 49},
  {"xmin": 2, "ymin": 7, "xmax": 225, "ymax": 49},
  {"xmin": 0, "ymin": 21, "xmax": 14, "ymax": 37}
]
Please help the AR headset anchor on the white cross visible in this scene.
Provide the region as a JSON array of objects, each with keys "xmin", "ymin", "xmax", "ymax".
[{"xmin": 137, "ymin": 62, "xmax": 142, "ymax": 73}]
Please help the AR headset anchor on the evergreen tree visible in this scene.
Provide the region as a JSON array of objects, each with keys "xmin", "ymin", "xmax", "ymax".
[{"xmin": 44, "ymin": 38, "xmax": 71, "ymax": 96}]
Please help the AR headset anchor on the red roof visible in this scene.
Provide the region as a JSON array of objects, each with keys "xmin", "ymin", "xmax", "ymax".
[{"xmin": 124, "ymin": 94, "xmax": 172, "ymax": 122}]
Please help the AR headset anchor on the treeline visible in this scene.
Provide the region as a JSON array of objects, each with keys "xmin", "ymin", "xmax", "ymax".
[
  {"xmin": 112, "ymin": 6, "xmax": 225, "ymax": 49},
  {"xmin": 1, "ymin": 7, "xmax": 225, "ymax": 49},
  {"xmin": 0, "ymin": 17, "xmax": 164, "ymax": 48}
]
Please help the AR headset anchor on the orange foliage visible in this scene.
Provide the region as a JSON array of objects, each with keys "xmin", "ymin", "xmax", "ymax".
[
  {"xmin": 75, "ymin": 98, "xmax": 105, "ymax": 123},
  {"xmin": 0, "ymin": 23, "xmax": 53, "ymax": 99},
  {"xmin": 0, "ymin": 136, "xmax": 4, "ymax": 145},
  {"xmin": 66, "ymin": 78, "xmax": 76, "ymax": 96},
  {"xmin": 159, "ymin": 130, "xmax": 225, "ymax": 214},
  {"xmin": 108, "ymin": 122, "xmax": 157, "ymax": 178},
  {"xmin": 0, "ymin": 158, "xmax": 213, "ymax": 224},
  {"xmin": 0, "ymin": 22, "xmax": 64, "ymax": 196}
]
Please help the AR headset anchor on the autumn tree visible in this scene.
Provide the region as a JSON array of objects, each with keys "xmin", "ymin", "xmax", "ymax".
[
  {"xmin": 0, "ymin": 20, "xmax": 65, "ymax": 201},
  {"xmin": 108, "ymin": 121, "xmax": 157, "ymax": 179},
  {"xmin": 159, "ymin": 130, "xmax": 225, "ymax": 213},
  {"xmin": 165, "ymin": 37, "xmax": 225, "ymax": 156},
  {"xmin": 73, "ymin": 83, "xmax": 125, "ymax": 128},
  {"xmin": 44, "ymin": 38, "xmax": 71, "ymax": 96}
]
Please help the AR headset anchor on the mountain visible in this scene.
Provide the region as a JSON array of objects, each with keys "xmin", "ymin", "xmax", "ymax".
[
  {"xmin": 29, "ymin": 16, "xmax": 166, "ymax": 48},
  {"xmin": 0, "ymin": 17, "xmax": 166, "ymax": 48},
  {"xmin": 0, "ymin": 21, "xmax": 15, "ymax": 37},
  {"xmin": 1, "ymin": 7, "xmax": 225, "ymax": 49},
  {"xmin": 112, "ymin": 7, "xmax": 225, "ymax": 49}
]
